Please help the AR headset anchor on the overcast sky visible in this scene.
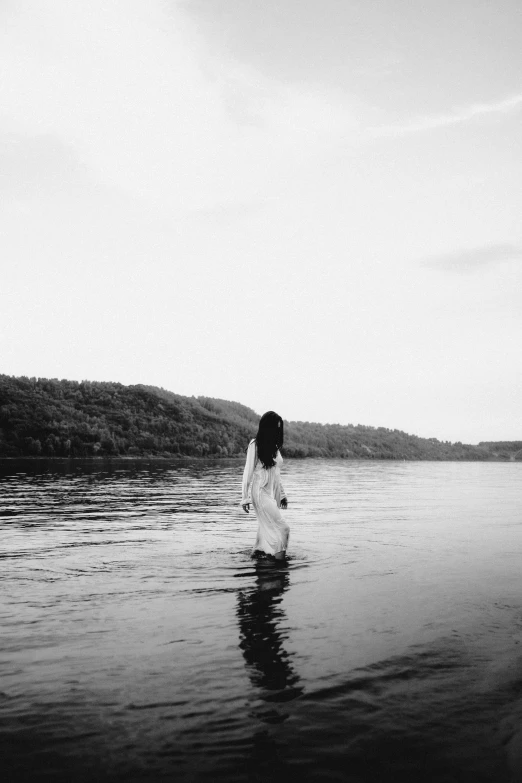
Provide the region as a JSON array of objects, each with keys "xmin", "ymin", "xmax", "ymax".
[{"xmin": 1, "ymin": 0, "xmax": 521, "ymax": 443}]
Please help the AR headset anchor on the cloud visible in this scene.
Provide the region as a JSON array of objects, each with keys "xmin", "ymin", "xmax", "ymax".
[
  {"xmin": 373, "ymin": 92, "xmax": 522, "ymax": 137},
  {"xmin": 0, "ymin": 131, "xmax": 88, "ymax": 197},
  {"xmin": 0, "ymin": 0, "xmax": 358, "ymax": 214},
  {"xmin": 424, "ymin": 243, "xmax": 522, "ymax": 272}
]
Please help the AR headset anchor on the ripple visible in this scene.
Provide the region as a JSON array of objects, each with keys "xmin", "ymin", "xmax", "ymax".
[{"xmin": 1, "ymin": 458, "xmax": 522, "ymax": 781}]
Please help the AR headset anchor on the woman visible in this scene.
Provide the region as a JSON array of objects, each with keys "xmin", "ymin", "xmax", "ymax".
[{"xmin": 241, "ymin": 411, "xmax": 289, "ymax": 559}]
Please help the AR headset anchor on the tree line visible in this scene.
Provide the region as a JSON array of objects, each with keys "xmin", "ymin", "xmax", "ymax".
[{"xmin": 0, "ymin": 375, "xmax": 518, "ymax": 460}]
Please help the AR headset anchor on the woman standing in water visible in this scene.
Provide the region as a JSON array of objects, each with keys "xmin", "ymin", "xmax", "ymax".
[{"xmin": 241, "ymin": 411, "xmax": 289, "ymax": 560}]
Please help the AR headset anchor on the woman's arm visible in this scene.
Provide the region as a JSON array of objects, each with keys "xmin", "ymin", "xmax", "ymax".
[
  {"xmin": 241, "ymin": 440, "xmax": 256, "ymax": 510},
  {"xmin": 279, "ymin": 478, "xmax": 288, "ymax": 509}
]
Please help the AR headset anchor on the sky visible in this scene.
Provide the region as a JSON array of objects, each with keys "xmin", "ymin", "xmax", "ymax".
[{"xmin": 1, "ymin": 0, "xmax": 521, "ymax": 444}]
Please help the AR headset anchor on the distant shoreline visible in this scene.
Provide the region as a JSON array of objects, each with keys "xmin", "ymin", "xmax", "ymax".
[
  {"xmin": 0, "ymin": 455, "xmax": 520, "ymax": 463},
  {"xmin": 1, "ymin": 375, "xmax": 520, "ymax": 462}
]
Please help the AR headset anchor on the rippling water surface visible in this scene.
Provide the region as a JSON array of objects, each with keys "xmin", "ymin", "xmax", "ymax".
[{"xmin": 1, "ymin": 458, "xmax": 522, "ymax": 782}]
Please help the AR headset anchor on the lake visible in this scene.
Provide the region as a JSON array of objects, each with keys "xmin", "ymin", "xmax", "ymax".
[{"xmin": 1, "ymin": 458, "xmax": 522, "ymax": 782}]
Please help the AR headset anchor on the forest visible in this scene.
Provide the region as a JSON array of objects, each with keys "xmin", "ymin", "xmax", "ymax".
[{"xmin": 0, "ymin": 375, "xmax": 520, "ymax": 461}]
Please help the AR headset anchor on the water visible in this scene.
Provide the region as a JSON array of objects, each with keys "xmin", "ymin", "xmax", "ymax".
[{"xmin": 1, "ymin": 458, "xmax": 522, "ymax": 782}]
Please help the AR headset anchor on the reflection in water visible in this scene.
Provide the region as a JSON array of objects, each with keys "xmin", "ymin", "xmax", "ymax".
[
  {"xmin": 237, "ymin": 560, "xmax": 303, "ymax": 781},
  {"xmin": 237, "ymin": 560, "xmax": 302, "ymax": 714}
]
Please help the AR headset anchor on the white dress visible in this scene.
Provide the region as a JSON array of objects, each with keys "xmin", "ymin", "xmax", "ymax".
[{"xmin": 241, "ymin": 439, "xmax": 289, "ymax": 556}]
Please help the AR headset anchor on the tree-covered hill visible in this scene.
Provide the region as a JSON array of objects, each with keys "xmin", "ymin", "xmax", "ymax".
[
  {"xmin": 477, "ymin": 441, "xmax": 522, "ymax": 460},
  {"xmin": 0, "ymin": 374, "xmax": 516, "ymax": 460},
  {"xmin": 0, "ymin": 375, "xmax": 254, "ymax": 458}
]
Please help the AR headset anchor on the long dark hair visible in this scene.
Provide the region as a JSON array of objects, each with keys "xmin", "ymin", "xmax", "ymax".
[{"xmin": 254, "ymin": 411, "xmax": 284, "ymax": 469}]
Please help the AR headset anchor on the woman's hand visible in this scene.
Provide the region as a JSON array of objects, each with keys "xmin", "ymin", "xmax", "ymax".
[
  {"xmin": 242, "ymin": 503, "xmax": 250, "ymax": 513},
  {"xmin": 281, "ymin": 498, "xmax": 288, "ymax": 509}
]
